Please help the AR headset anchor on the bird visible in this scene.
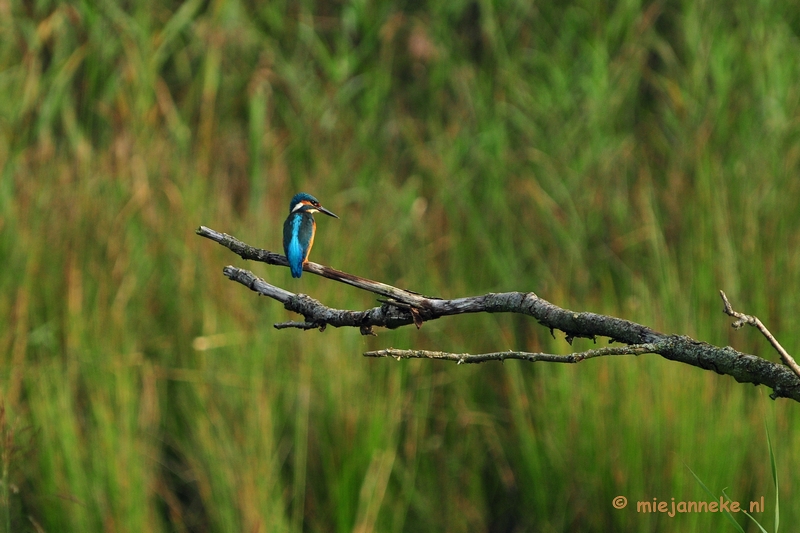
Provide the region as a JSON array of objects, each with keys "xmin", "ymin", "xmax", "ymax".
[{"xmin": 282, "ymin": 192, "xmax": 339, "ymax": 278}]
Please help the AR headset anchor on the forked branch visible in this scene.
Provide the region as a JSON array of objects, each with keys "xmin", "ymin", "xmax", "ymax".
[
  {"xmin": 197, "ymin": 226, "xmax": 800, "ymax": 402},
  {"xmin": 720, "ymin": 291, "xmax": 800, "ymax": 380}
]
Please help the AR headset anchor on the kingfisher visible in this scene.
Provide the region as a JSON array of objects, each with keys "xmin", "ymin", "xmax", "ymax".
[{"xmin": 282, "ymin": 192, "xmax": 339, "ymax": 278}]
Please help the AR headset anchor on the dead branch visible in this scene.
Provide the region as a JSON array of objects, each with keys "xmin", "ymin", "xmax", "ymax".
[
  {"xmin": 364, "ymin": 344, "xmax": 662, "ymax": 364},
  {"xmin": 720, "ymin": 291, "xmax": 800, "ymax": 380},
  {"xmin": 197, "ymin": 226, "xmax": 800, "ymax": 402}
]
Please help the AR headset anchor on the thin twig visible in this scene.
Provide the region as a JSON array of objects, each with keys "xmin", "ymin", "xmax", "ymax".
[
  {"xmin": 720, "ymin": 290, "xmax": 800, "ymax": 380},
  {"xmin": 274, "ymin": 321, "xmax": 322, "ymax": 330},
  {"xmin": 364, "ymin": 343, "xmax": 661, "ymax": 364}
]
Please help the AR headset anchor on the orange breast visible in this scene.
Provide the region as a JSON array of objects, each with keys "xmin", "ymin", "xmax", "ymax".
[{"xmin": 303, "ymin": 219, "xmax": 316, "ymax": 262}]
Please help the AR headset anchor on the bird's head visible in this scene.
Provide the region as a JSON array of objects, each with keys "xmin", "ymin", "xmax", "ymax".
[{"xmin": 288, "ymin": 192, "xmax": 339, "ymax": 218}]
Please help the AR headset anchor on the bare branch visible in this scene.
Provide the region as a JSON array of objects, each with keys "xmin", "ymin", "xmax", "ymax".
[
  {"xmin": 197, "ymin": 226, "xmax": 436, "ymax": 307},
  {"xmin": 364, "ymin": 343, "xmax": 662, "ymax": 364},
  {"xmin": 720, "ymin": 290, "xmax": 800, "ymax": 380},
  {"xmin": 221, "ymin": 266, "xmax": 416, "ymax": 334},
  {"xmin": 197, "ymin": 226, "xmax": 800, "ymax": 402}
]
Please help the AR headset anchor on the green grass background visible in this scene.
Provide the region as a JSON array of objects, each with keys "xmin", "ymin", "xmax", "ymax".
[{"xmin": 2, "ymin": 0, "xmax": 800, "ymax": 531}]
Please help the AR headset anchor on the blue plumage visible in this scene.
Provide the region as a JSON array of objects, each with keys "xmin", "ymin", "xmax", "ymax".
[{"xmin": 282, "ymin": 193, "xmax": 338, "ymax": 278}]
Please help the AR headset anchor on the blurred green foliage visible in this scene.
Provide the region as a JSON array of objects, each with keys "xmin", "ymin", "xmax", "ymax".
[{"xmin": 1, "ymin": 0, "xmax": 800, "ymax": 531}]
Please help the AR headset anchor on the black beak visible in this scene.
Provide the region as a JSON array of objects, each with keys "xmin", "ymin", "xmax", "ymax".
[{"xmin": 318, "ymin": 205, "xmax": 339, "ymax": 219}]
